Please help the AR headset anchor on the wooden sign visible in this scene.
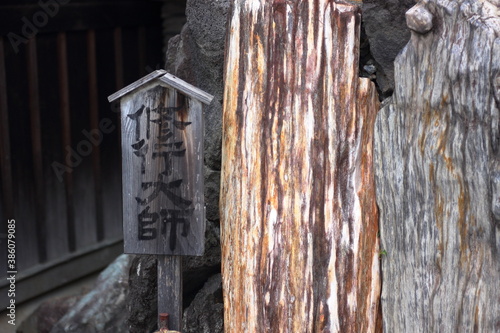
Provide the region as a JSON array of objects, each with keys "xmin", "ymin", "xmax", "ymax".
[{"xmin": 108, "ymin": 70, "xmax": 213, "ymax": 256}]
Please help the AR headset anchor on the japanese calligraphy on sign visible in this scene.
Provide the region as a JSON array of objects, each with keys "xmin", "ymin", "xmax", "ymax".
[{"xmin": 110, "ymin": 71, "xmax": 213, "ymax": 256}]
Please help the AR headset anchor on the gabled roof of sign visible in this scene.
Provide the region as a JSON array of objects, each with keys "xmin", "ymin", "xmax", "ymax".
[{"xmin": 107, "ymin": 69, "xmax": 214, "ymax": 105}]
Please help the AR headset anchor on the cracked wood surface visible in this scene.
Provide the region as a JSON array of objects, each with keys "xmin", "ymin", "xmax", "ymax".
[
  {"xmin": 375, "ymin": 0, "xmax": 500, "ymax": 332},
  {"xmin": 221, "ymin": 1, "xmax": 381, "ymax": 332}
]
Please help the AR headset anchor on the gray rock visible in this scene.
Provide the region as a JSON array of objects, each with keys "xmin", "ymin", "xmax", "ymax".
[
  {"xmin": 204, "ymin": 167, "xmax": 220, "ymax": 222},
  {"xmin": 363, "ymin": 64, "xmax": 377, "ymax": 75},
  {"xmin": 405, "ymin": 3, "xmax": 434, "ymax": 34},
  {"xmin": 184, "ymin": 219, "xmax": 223, "ymax": 305},
  {"xmin": 127, "ymin": 255, "xmax": 158, "ymax": 333},
  {"xmin": 50, "ymin": 254, "xmax": 132, "ymax": 333},
  {"xmin": 161, "ymin": 0, "xmax": 187, "ymax": 54},
  {"xmin": 183, "ymin": 219, "xmax": 221, "ymax": 298},
  {"xmin": 362, "ymin": 0, "xmax": 414, "ymax": 96},
  {"xmin": 182, "ymin": 274, "xmax": 223, "ymax": 333},
  {"xmin": 374, "ymin": 0, "xmax": 500, "ymax": 331},
  {"xmin": 17, "ymin": 295, "xmax": 82, "ymax": 333},
  {"xmin": 165, "ymin": 0, "xmax": 229, "ymax": 171},
  {"xmin": 126, "ymin": 219, "xmax": 221, "ymax": 332}
]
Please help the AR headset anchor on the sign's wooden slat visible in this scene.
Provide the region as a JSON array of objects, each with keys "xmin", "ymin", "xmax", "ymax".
[{"xmin": 120, "ymin": 82, "xmax": 205, "ymax": 256}]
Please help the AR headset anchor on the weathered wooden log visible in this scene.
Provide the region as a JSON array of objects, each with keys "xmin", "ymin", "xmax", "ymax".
[
  {"xmin": 221, "ymin": 1, "xmax": 380, "ymax": 331},
  {"xmin": 374, "ymin": 0, "xmax": 500, "ymax": 332}
]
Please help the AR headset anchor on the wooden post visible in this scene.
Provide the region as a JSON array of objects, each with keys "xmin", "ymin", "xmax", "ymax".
[
  {"xmin": 374, "ymin": 1, "xmax": 500, "ymax": 331},
  {"xmin": 158, "ymin": 256, "xmax": 182, "ymax": 331},
  {"xmin": 221, "ymin": 1, "xmax": 381, "ymax": 332},
  {"xmin": 109, "ymin": 70, "xmax": 213, "ymax": 332}
]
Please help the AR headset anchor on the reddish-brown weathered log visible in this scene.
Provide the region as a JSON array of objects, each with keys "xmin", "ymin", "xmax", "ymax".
[{"xmin": 220, "ymin": 1, "xmax": 380, "ymax": 332}]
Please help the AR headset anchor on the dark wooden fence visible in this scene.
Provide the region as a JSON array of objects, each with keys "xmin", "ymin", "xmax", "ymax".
[{"xmin": 0, "ymin": 0, "xmax": 169, "ymax": 307}]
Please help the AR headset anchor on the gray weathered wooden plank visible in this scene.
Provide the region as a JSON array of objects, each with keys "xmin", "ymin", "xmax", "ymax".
[
  {"xmin": 157, "ymin": 256, "xmax": 182, "ymax": 331},
  {"xmin": 121, "ymin": 82, "xmax": 205, "ymax": 256},
  {"xmin": 374, "ymin": 1, "xmax": 500, "ymax": 332}
]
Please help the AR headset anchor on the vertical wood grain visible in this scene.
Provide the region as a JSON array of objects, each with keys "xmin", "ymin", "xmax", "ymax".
[
  {"xmin": 57, "ymin": 32, "xmax": 76, "ymax": 253},
  {"xmin": 0, "ymin": 36, "xmax": 13, "ymax": 220},
  {"xmin": 157, "ymin": 255, "xmax": 183, "ymax": 331},
  {"xmin": 87, "ymin": 29, "xmax": 104, "ymax": 242},
  {"xmin": 65, "ymin": 31, "xmax": 97, "ymax": 251},
  {"xmin": 220, "ymin": 1, "xmax": 381, "ymax": 332},
  {"xmin": 27, "ymin": 37, "xmax": 47, "ymax": 263},
  {"xmin": 138, "ymin": 26, "xmax": 147, "ymax": 76},
  {"xmin": 121, "ymin": 83, "xmax": 205, "ymax": 255},
  {"xmin": 114, "ymin": 27, "xmax": 124, "ymax": 91},
  {"xmin": 0, "ymin": 36, "xmax": 12, "ymax": 275},
  {"xmin": 37, "ymin": 33, "xmax": 69, "ymax": 262},
  {"xmin": 374, "ymin": 1, "xmax": 500, "ymax": 331}
]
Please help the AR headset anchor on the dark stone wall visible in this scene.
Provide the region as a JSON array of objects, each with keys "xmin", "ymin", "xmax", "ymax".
[{"xmin": 362, "ymin": 0, "xmax": 414, "ymax": 98}]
